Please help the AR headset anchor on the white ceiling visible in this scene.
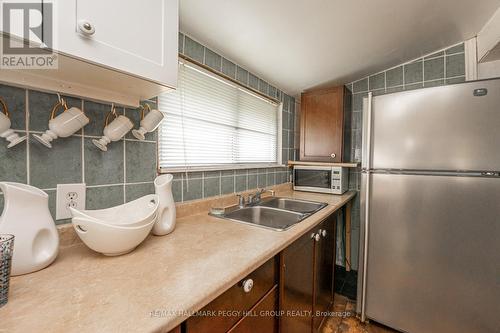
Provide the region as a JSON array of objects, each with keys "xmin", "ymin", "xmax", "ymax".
[{"xmin": 180, "ymin": 0, "xmax": 500, "ymax": 96}]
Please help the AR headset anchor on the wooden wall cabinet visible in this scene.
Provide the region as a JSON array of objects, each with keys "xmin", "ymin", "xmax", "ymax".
[{"xmin": 300, "ymin": 86, "xmax": 352, "ymax": 162}]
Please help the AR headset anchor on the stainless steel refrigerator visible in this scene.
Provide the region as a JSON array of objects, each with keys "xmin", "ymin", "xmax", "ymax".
[{"xmin": 356, "ymin": 79, "xmax": 500, "ymax": 333}]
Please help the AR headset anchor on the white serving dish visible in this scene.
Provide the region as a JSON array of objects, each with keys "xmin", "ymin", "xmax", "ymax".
[
  {"xmin": 70, "ymin": 194, "xmax": 159, "ymax": 227},
  {"xmin": 71, "ymin": 216, "xmax": 155, "ymax": 256},
  {"xmin": 69, "ymin": 194, "xmax": 159, "ymax": 256}
]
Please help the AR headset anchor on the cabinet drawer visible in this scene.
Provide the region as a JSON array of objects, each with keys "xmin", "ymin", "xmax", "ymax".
[
  {"xmin": 228, "ymin": 286, "xmax": 278, "ymax": 333},
  {"xmin": 186, "ymin": 257, "xmax": 277, "ymax": 333}
]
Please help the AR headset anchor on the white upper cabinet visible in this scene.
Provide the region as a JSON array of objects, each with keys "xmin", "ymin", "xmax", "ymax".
[
  {"xmin": 0, "ymin": 0, "xmax": 178, "ymax": 106},
  {"xmin": 56, "ymin": 0, "xmax": 178, "ymax": 88}
]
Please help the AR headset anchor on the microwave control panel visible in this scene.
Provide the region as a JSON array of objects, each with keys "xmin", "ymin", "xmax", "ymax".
[{"xmin": 331, "ymin": 167, "xmax": 348, "ymax": 194}]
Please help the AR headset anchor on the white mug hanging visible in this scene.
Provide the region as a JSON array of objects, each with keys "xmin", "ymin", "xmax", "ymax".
[
  {"xmin": 132, "ymin": 104, "xmax": 164, "ymax": 140},
  {"xmin": 33, "ymin": 96, "xmax": 89, "ymax": 148},
  {"xmin": 0, "ymin": 97, "xmax": 27, "ymax": 148},
  {"xmin": 93, "ymin": 105, "xmax": 133, "ymax": 151}
]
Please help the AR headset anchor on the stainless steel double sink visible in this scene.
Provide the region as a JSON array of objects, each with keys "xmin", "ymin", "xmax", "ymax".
[{"xmin": 210, "ymin": 197, "xmax": 327, "ymax": 231}]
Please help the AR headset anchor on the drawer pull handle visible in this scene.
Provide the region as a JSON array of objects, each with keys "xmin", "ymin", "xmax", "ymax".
[
  {"xmin": 242, "ymin": 278, "xmax": 254, "ymax": 293},
  {"xmin": 330, "ymin": 153, "xmax": 336, "ymax": 158}
]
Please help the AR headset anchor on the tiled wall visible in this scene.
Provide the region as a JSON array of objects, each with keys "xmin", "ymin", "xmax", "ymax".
[
  {"xmin": 0, "ymin": 84, "xmax": 158, "ymax": 224},
  {"xmin": 0, "ymin": 33, "xmax": 298, "ymax": 223},
  {"xmin": 169, "ymin": 168, "xmax": 290, "ymax": 203},
  {"xmin": 344, "ymin": 42, "xmax": 466, "ymax": 270}
]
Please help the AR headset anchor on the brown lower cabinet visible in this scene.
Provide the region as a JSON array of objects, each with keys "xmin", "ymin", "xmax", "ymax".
[
  {"xmin": 280, "ymin": 227, "xmax": 315, "ymax": 333},
  {"xmin": 186, "ymin": 257, "xmax": 278, "ymax": 333},
  {"xmin": 312, "ymin": 215, "xmax": 337, "ymax": 331},
  {"xmin": 184, "ymin": 213, "xmax": 338, "ymax": 333},
  {"xmin": 281, "ymin": 213, "xmax": 337, "ymax": 333}
]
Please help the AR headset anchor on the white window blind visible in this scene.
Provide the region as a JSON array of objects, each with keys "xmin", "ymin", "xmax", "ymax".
[{"xmin": 158, "ymin": 62, "xmax": 281, "ymax": 169}]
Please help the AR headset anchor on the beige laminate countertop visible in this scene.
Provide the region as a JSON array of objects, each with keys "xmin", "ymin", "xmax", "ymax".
[{"xmin": 0, "ymin": 190, "xmax": 356, "ymax": 333}]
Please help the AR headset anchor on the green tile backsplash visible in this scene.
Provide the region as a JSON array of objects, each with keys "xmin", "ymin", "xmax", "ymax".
[{"xmin": 0, "ymin": 83, "xmax": 158, "ymax": 225}]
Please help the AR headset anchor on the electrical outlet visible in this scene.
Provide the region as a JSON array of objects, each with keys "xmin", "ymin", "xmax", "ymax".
[{"xmin": 56, "ymin": 183, "xmax": 86, "ymax": 220}]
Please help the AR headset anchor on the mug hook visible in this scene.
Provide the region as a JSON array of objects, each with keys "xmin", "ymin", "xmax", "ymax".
[
  {"xmin": 50, "ymin": 99, "xmax": 69, "ymax": 120},
  {"xmin": 104, "ymin": 103, "xmax": 118, "ymax": 127},
  {"xmin": 139, "ymin": 103, "xmax": 151, "ymax": 120}
]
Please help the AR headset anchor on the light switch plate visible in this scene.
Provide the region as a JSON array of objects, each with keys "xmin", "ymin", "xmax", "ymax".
[{"xmin": 56, "ymin": 183, "xmax": 86, "ymax": 220}]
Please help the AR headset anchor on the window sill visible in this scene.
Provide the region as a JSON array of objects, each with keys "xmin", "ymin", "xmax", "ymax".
[{"xmin": 159, "ymin": 163, "xmax": 287, "ymax": 174}]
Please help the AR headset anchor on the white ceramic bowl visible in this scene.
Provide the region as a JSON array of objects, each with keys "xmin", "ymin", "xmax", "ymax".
[
  {"xmin": 71, "ymin": 216, "xmax": 156, "ymax": 256},
  {"xmin": 70, "ymin": 194, "xmax": 159, "ymax": 227}
]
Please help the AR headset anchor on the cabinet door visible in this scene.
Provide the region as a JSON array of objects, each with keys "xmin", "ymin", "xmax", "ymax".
[
  {"xmin": 300, "ymin": 87, "xmax": 345, "ymax": 162},
  {"xmin": 313, "ymin": 216, "xmax": 336, "ymax": 331},
  {"xmin": 55, "ymin": 0, "xmax": 178, "ymax": 87},
  {"xmin": 281, "ymin": 230, "xmax": 315, "ymax": 333},
  {"xmin": 228, "ymin": 287, "xmax": 278, "ymax": 333}
]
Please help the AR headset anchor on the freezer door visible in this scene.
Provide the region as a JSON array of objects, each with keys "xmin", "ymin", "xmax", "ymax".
[
  {"xmin": 369, "ymin": 79, "xmax": 500, "ymax": 171},
  {"xmin": 365, "ymin": 173, "xmax": 500, "ymax": 333}
]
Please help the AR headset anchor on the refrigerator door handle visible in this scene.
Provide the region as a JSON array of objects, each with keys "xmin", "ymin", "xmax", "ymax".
[
  {"xmin": 361, "ymin": 92, "xmax": 373, "ymax": 170},
  {"xmin": 360, "ymin": 171, "xmax": 370, "ymax": 322}
]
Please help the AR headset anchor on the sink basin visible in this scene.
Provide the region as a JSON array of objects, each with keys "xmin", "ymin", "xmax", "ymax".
[
  {"xmin": 258, "ymin": 197, "xmax": 327, "ymax": 214},
  {"xmin": 211, "ymin": 197, "xmax": 327, "ymax": 231},
  {"xmin": 224, "ymin": 206, "xmax": 305, "ymax": 231}
]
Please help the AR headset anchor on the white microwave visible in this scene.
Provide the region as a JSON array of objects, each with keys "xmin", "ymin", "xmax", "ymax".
[{"xmin": 293, "ymin": 165, "xmax": 348, "ymax": 195}]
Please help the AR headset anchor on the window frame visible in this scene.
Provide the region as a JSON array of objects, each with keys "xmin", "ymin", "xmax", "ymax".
[{"xmin": 158, "ymin": 60, "xmax": 284, "ymax": 174}]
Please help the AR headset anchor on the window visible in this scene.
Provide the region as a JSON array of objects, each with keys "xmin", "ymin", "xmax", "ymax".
[{"xmin": 158, "ymin": 61, "xmax": 282, "ymax": 170}]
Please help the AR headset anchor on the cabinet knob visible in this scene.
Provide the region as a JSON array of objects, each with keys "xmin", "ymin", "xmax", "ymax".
[
  {"xmin": 330, "ymin": 153, "xmax": 336, "ymax": 158},
  {"xmin": 321, "ymin": 230, "xmax": 327, "ymax": 237},
  {"xmin": 78, "ymin": 20, "xmax": 96, "ymax": 36},
  {"xmin": 242, "ymin": 278, "xmax": 254, "ymax": 293},
  {"xmin": 314, "ymin": 233, "xmax": 321, "ymax": 242}
]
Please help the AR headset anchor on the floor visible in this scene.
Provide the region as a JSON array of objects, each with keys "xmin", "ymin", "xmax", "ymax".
[{"xmin": 321, "ymin": 295, "xmax": 398, "ymax": 333}]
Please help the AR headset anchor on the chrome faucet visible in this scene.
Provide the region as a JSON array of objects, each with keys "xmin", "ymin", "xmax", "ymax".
[
  {"xmin": 237, "ymin": 189, "xmax": 276, "ymax": 207},
  {"xmin": 248, "ymin": 188, "xmax": 275, "ymax": 205},
  {"xmin": 236, "ymin": 194, "xmax": 246, "ymax": 208}
]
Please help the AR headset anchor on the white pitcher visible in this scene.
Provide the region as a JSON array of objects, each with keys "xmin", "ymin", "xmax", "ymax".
[
  {"xmin": 153, "ymin": 174, "xmax": 176, "ymax": 236},
  {"xmin": 0, "ymin": 182, "xmax": 59, "ymax": 275}
]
